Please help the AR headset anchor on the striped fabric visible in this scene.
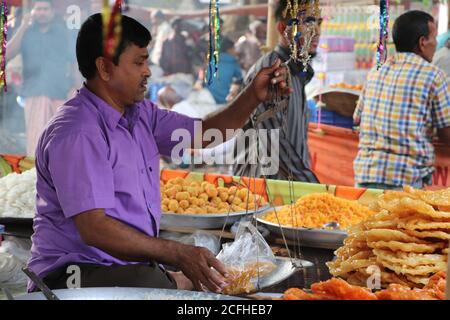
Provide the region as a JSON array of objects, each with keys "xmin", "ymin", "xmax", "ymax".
[
  {"xmin": 354, "ymin": 52, "xmax": 450, "ymax": 187},
  {"xmin": 233, "ymin": 46, "xmax": 319, "ymax": 183}
]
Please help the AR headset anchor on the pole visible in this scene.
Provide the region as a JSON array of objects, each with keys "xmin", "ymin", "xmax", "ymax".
[{"xmin": 266, "ymin": 0, "xmax": 279, "ymax": 50}]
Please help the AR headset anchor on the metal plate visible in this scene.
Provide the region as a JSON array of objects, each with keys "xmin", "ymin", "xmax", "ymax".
[
  {"xmin": 256, "ymin": 217, "xmax": 347, "ymax": 250},
  {"xmin": 253, "ymin": 257, "xmax": 313, "ymax": 293},
  {"xmin": 160, "ymin": 205, "xmax": 269, "ymax": 230},
  {"xmin": 14, "ymin": 287, "xmax": 245, "ymax": 300}
]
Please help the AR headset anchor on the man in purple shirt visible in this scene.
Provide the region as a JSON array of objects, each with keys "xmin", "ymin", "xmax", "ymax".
[{"xmin": 27, "ymin": 14, "xmax": 290, "ymax": 293}]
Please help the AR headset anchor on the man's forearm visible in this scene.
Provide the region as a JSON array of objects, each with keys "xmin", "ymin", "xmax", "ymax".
[
  {"xmin": 74, "ymin": 210, "xmax": 182, "ymax": 266},
  {"xmin": 6, "ymin": 23, "xmax": 28, "ymax": 61}
]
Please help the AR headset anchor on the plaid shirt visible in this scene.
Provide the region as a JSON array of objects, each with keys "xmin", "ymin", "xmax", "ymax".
[{"xmin": 354, "ymin": 52, "xmax": 450, "ymax": 186}]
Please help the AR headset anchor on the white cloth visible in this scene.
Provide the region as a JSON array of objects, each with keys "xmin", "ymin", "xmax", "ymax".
[
  {"xmin": 24, "ymin": 96, "xmax": 63, "ymax": 156},
  {"xmin": 171, "ymin": 101, "xmax": 201, "ymax": 118},
  {"xmin": 433, "ymin": 47, "xmax": 450, "ymax": 83},
  {"xmin": 172, "ymin": 88, "xmax": 222, "ymax": 119}
]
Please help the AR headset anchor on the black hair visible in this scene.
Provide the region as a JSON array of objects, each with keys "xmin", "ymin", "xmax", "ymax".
[
  {"xmin": 393, "ymin": 10, "xmax": 434, "ymax": 53},
  {"xmin": 275, "ymin": 0, "xmax": 313, "ymax": 22},
  {"xmin": 221, "ymin": 37, "xmax": 234, "ymax": 53},
  {"xmin": 76, "ymin": 13, "xmax": 152, "ymax": 80}
]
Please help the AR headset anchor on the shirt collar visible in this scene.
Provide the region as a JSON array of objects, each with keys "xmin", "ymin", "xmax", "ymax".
[
  {"xmin": 78, "ymin": 85, "xmax": 141, "ymax": 130},
  {"xmin": 392, "ymin": 52, "xmax": 429, "ymax": 66}
]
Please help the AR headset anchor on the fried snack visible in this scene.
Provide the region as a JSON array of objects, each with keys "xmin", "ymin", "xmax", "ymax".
[
  {"xmin": 373, "ymin": 249, "xmax": 447, "ymax": 267},
  {"xmin": 262, "ymin": 193, "xmax": 375, "ymax": 230},
  {"xmin": 375, "ymin": 272, "xmax": 446, "ymax": 300},
  {"xmin": 222, "ymin": 261, "xmax": 276, "ymax": 295},
  {"xmin": 379, "ymin": 197, "xmax": 450, "ymax": 219},
  {"xmin": 366, "ymin": 229, "xmax": 427, "ymax": 244},
  {"xmin": 403, "ymin": 186, "xmax": 450, "ymax": 207},
  {"xmin": 327, "ymin": 187, "xmax": 450, "ymax": 289},
  {"xmin": 403, "ymin": 229, "xmax": 450, "ymax": 240},
  {"xmin": 367, "ymin": 240, "xmax": 445, "ymax": 254},
  {"xmin": 283, "ymin": 273, "xmax": 447, "ymax": 300},
  {"xmin": 160, "ymin": 178, "xmax": 267, "ymax": 215},
  {"xmin": 283, "ymin": 278, "xmax": 377, "ymax": 300},
  {"xmin": 397, "ymin": 217, "xmax": 450, "ymax": 231}
]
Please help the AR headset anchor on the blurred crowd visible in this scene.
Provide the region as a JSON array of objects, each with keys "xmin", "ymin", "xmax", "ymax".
[{"xmin": 0, "ymin": 0, "xmax": 268, "ymax": 157}]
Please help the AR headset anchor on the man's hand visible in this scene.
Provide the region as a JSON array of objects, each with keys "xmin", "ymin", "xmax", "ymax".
[
  {"xmin": 201, "ymin": 58, "xmax": 292, "ymax": 143},
  {"xmin": 73, "ymin": 209, "xmax": 227, "ymax": 292},
  {"xmin": 21, "ymin": 13, "xmax": 33, "ymax": 28},
  {"xmin": 250, "ymin": 58, "xmax": 292, "ymax": 103},
  {"xmin": 173, "ymin": 243, "xmax": 229, "ymax": 293}
]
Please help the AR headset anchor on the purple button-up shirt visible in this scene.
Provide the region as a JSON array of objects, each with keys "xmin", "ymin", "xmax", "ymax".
[{"xmin": 27, "ymin": 86, "xmax": 197, "ymax": 291}]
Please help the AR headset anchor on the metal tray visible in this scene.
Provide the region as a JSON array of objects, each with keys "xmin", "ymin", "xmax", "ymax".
[
  {"xmin": 253, "ymin": 257, "xmax": 313, "ymax": 293},
  {"xmin": 14, "ymin": 287, "xmax": 245, "ymax": 300},
  {"xmin": 256, "ymin": 217, "xmax": 347, "ymax": 250},
  {"xmin": 160, "ymin": 205, "xmax": 269, "ymax": 230}
]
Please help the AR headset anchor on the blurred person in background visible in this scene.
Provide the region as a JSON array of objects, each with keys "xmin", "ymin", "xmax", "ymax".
[
  {"xmin": 150, "ymin": 10, "xmax": 172, "ymax": 67},
  {"xmin": 235, "ymin": 20, "xmax": 267, "ymax": 73},
  {"xmin": 226, "ymin": 77, "xmax": 244, "ymax": 103},
  {"xmin": 433, "ymin": 39, "xmax": 450, "ymax": 83},
  {"xmin": 6, "ymin": 0, "xmax": 75, "ymax": 156},
  {"xmin": 160, "ymin": 18, "xmax": 192, "ymax": 76},
  {"xmin": 233, "ymin": 0, "xmax": 321, "ymax": 183},
  {"xmin": 205, "ymin": 37, "xmax": 242, "ymax": 105},
  {"xmin": 354, "ymin": 11, "xmax": 450, "ymax": 190}
]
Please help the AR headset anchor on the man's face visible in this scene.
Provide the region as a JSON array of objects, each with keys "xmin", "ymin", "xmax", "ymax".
[
  {"xmin": 32, "ymin": 1, "xmax": 54, "ymax": 26},
  {"xmin": 309, "ymin": 17, "xmax": 322, "ymax": 54},
  {"xmin": 109, "ymin": 44, "xmax": 151, "ymax": 106},
  {"xmin": 421, "ymin": 21, "xmax": 438, "ymax": 62},
  {"xmin": 279, "ymin": 15, "xmax": 322, "ymax": 55},
  {"xmin": 255, "ymin": 25, "xmax": 267, "ymax": 43}
]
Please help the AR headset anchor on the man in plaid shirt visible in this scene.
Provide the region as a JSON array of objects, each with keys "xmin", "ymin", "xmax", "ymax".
[{"xmin": 354, "ymin": 11, "xmax": 450, "ymax": 190}]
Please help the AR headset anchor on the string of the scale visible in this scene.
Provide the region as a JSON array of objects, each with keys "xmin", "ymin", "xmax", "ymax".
[
  {"xmin": 217, "ymin": 0, "xmax": 321, "ymax": 290},
  {"xmin": 252, "ymin": 0, "xmax": 322, "ymax": 286}
]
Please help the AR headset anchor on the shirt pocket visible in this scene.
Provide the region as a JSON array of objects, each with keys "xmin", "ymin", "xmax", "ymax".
[{"xmin": 113, "ymin": 162, "xmax": 139, "ymax": 196}]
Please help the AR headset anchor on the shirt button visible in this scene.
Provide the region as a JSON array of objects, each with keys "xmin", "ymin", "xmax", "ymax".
[
  {"xmin": 141, "ymin": 169, "xmax": 144, "ymax": 174},
  {"xmin": 148, "ymin": 166, "xmax": 153, "ymax": 172}
]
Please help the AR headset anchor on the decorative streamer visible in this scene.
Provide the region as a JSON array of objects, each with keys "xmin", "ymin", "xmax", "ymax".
[
  {"xmin": 283, "ymin": 0, "xmax": 321, "ymax": 71},
  {"xmin": 205, "ymin": 0, "xmax": 220, "ymax": 85},
  {"xmin": 376, "ymin": 0, "xmax": 389, "ymax": 70},
  {"xmin": 102, "ymin": 0, "xmax": 123, "ymax": 62},
  {"xmin": 0, "ymin": 0, "xmax": 8, "ymax": 92}
]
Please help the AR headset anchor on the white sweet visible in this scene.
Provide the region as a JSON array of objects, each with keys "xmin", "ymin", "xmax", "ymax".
[{"xmin": 0, "ymin": 168, "xmax": 37, "ymax": 218}]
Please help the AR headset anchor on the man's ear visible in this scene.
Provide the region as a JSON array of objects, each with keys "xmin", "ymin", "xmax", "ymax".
[
  {"xmin": 416, "ymin": 35, "xmax": 428, "ymax": 55},
  {"xmin": 95, "ymin": 57, "xmax": 111, "ymax": 81},
  {"xmin": 277, "ymin": 21, "xmax": 286, "ymax": 35}
]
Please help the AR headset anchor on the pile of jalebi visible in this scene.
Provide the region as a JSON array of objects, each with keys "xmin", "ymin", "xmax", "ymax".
[{"xmin": 283, "ymin": 272, "xmax": 446, "ymax": 300}]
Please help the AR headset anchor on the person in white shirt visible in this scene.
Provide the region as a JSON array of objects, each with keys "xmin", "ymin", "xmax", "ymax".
[{"xmin": 433, "ymin": 39, "xmax": 450, "ymax": 82}]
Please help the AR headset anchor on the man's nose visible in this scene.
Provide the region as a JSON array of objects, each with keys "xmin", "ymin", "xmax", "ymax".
[{"xmin": 145, "ymin": 65, "xmax": 152, "ymax": 78}]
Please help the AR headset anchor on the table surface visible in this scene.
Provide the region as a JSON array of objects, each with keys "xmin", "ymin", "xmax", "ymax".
[{"xmin": 0, "ymin": 222, "xmax": 336, "ymax": 298}]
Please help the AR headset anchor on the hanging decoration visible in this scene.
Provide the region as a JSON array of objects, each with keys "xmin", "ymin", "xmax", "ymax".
[
  {"xmin": 0, "ymin": 0, "xmax": 8, "ymax": 92},
  {"xmin": 205, "ymin": 0, "xmax": 221, "ymax": 85},
  {"xmin": 283, "ymin": 0, "xmax": 321, "ymax": 72},
  {"xmin": 102, "ymin": 0, "xmax": 123, "ymax": 62},
  {"xmin": 376, "ymin": 0, "xmax": 389, "ymax": 70}
]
